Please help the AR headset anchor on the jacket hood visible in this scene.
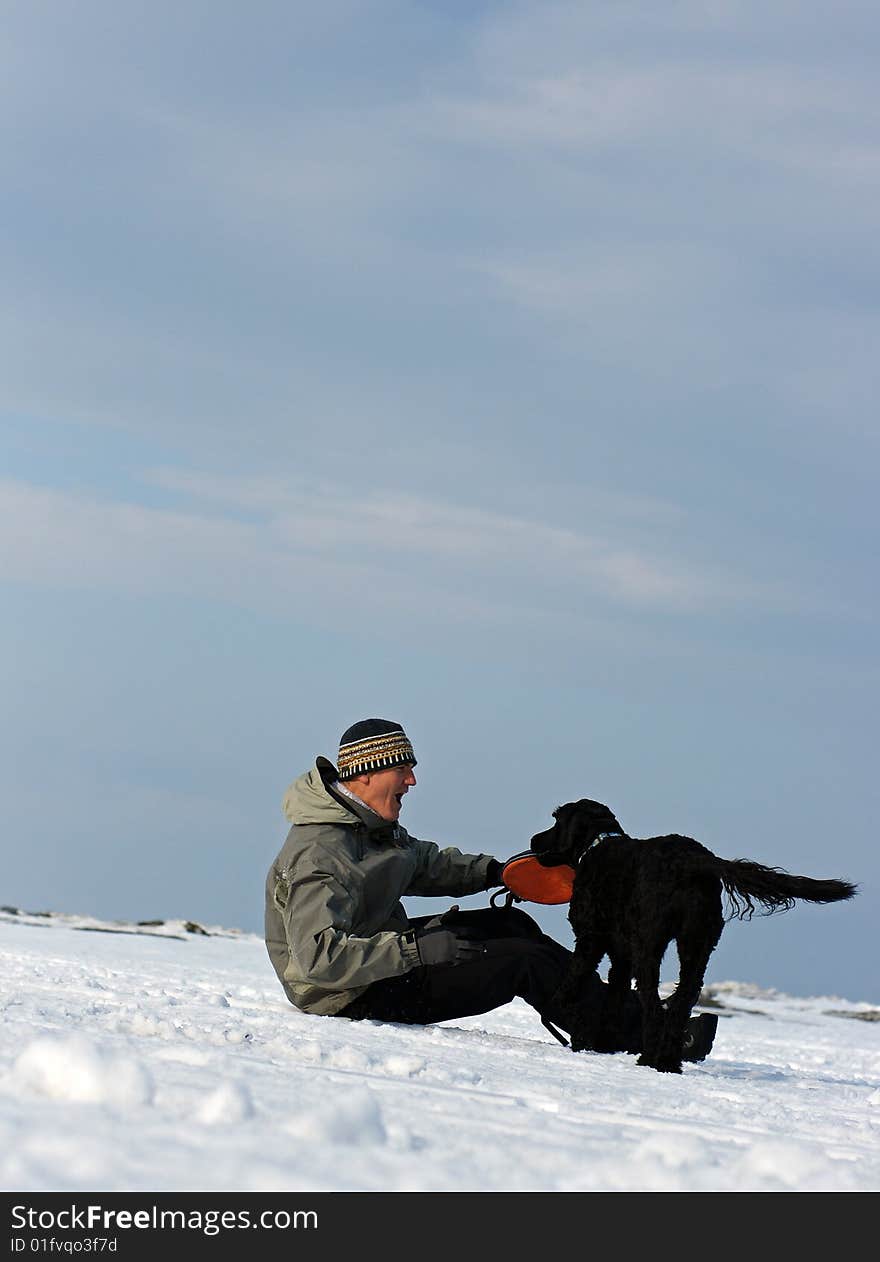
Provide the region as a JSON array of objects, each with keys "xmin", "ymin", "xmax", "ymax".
[
  {"xmin": 282, "ymin": 758, "xmax": 408, "ymax": 844},
  {"xmin": 281, "ymin": 758, "xmax": 358, "ymax": 826}
]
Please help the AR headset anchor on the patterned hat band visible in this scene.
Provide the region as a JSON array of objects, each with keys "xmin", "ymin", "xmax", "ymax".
[{"xmin": 337, "ymin": 730, "xmax": 417, "ymax": 780}]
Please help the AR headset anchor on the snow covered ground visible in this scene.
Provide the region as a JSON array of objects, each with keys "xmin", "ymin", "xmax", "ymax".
[{"xmin": 1, "ymin": 910, "xmax": 878, "ymax": 1193}]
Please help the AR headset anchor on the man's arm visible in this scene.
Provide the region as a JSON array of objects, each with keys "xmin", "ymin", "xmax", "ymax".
[
  {"xmin": 406, "ymin": 838, "xmax": 504, "ymax": 896},
  {"xmin": 277, "ymin": 868, "xmax": 420, "ymax": 992}
]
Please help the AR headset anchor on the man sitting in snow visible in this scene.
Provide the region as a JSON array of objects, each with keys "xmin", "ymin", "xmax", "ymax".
[{"xmin": 264, "ymin": 718, "xmax": 716, "ymax": 1060}]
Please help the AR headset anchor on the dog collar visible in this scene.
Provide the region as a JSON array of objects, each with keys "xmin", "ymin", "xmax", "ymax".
[{"xmin": 579, "ymin": 830, "xmax": 625, "ymax": 863}]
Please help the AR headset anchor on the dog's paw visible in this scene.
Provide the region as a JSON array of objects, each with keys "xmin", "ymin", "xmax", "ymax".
[
  {"xmin": 568, "ymin": 1027, "xmax": 595, "ymax": 1054},
  {"xmin": 637, "ymin": 1053, "xmax": 683, "ymax": 1073}
]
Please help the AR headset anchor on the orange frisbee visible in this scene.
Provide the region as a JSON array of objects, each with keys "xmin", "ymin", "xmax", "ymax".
[{"xmin": 500, "ymin": 852, "xmax": 576, "ymax": 905}]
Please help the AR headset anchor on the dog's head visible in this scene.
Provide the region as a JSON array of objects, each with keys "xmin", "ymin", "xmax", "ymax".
[{"xmin": 530, "ymin": 799, "xmax": 624, "ymax": 867}]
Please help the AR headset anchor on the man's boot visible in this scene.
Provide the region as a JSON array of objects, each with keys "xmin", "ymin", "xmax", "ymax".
[{"xmin": 681, "ymin": 1012, "xmax": 718, "ymax": 1062}]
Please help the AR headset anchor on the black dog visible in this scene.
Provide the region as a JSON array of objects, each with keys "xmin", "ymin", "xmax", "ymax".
[{"xmin": 531, "ymin": 799, "xmax": 857, "ymax": 1074}]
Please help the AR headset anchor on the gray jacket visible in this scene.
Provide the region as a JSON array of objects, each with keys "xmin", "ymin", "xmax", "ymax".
[{"xmin": 264, "ymin": 757, "xmax": 497, "ymax": 1015}]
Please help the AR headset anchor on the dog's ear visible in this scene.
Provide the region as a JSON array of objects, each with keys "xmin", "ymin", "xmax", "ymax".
[
  {"xmin": 575, "ymin": 798, "xmax": 617, "ymax": 819},
  {"xmin": 571, "ymin": 800, "xmax": 623, "ymax": 850},
  {"xmin": 578, "ymin": 800, "xmax": 623, "ymax": 829}
]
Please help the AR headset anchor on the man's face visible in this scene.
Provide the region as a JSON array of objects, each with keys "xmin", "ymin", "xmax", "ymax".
[{"xmin": 351, "ymin": 763, "xmax": 417, "ymax": 822}]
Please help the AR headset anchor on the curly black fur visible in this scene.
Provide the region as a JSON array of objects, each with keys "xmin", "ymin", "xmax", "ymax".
[{"xmin": 531, "ymin": 799, "xmax": 857, "ymax": 1074}]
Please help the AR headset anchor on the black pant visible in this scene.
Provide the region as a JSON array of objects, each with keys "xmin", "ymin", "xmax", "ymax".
[{"xmin": 338, "ymin": 904, "xmax": 642, "ymax": 1048}]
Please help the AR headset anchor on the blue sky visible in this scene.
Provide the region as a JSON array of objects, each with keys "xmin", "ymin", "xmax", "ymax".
[{"xmin": 2, "ymin": 1, "xmax": 877, "ymax": 1002}]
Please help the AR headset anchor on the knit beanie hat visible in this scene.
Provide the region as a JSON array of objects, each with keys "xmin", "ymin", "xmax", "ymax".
[{"xmin": 336, "ymin": 718, "xmax": 417, "ymax": 781}]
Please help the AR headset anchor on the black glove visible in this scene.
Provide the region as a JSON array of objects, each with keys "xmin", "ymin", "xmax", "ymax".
[
  {"xmin": 414, "ymin": 919, "xmax": 485, "ymax": 967},
  {"xmin": 486, "ymin": 858, "xmax": 505, "ymax": 887}
]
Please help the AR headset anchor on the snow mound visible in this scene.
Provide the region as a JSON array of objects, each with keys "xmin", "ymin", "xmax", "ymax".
[
  {"xmin": 282, "ymin": 1086, "xmax": 387, "ymax": 1147},
  {"xmin": 0, "ymin": 906, "xmax": 255, "ymax": 941},
  {"xmin": 11, "ymin": 1033, "xmax": 153, "ymax": 1108},
  {"xmin": 196, "ymin": 1080, "xmax": 255, "ymax": 1125}
]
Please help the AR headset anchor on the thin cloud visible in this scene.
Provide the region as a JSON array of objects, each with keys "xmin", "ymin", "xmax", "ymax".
[
  {"xmin": 149, "ymin": 468, "xmax": 746, "ymax": 609},
  {"xmin": 426, "ymin": 63, "xmax": 878, "ymax": 170},
  {"xmin": 1, "ymin": 472, "xmax": 749, "ymax": 619}
]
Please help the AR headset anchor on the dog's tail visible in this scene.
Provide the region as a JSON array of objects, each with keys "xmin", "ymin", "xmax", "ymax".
[{"xmin": 698, "ymin": 855, "xmax": 857, "ymax": 921}]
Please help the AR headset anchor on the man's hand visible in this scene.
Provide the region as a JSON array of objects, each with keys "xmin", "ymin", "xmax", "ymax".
[
  {"xmin": 486, "ymin": 858, "xmax": 505, "ymax": 887},
  {"xmin": 414, "ymin": 922, "xmax": 485, "ymax": 967}
]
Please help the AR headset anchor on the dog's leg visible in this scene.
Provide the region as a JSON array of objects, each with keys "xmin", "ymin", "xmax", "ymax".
[
  {"xmin": 658, "ymin": 911, "xmax": 724, "ymax": 1072},
  {"xmin": 556, "ymin": 937, "xmax": 606, "ymax": 1053},
  {"xmin": 634, "ymin": 941, "xmax": 673, "ymax": 1072},
  {"xmin": 593, "ymin": 952, "xmax": 634, "ymax": 1053}
]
